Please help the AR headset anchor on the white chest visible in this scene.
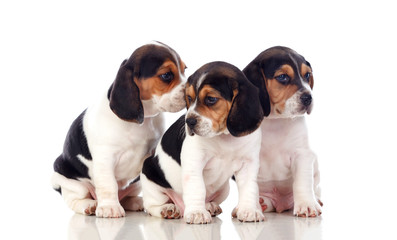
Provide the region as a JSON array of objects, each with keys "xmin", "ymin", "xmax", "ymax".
[
  {"xmin": 258, "ymin": 117, "xmax": 309, "ymax": 182},
  {"xmin": 114, "ymin": 116, "xmax": 164, "ymax": 182}
]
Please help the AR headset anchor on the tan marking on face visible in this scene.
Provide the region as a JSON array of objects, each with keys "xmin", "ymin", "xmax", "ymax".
[
  {"xmin": 195, "ymin": 85, "xmax": 233, "ymax": 133},
  {"xmin": 300, "ymin": 63, "xmax": 313, "ymax": 89},
  {"xmin": 266, "ymin": 64, "xmax": 299, "ymax": 114},
  {"xmin": 135, "ymin": 60, "xmax": 182, "ymax": 100},
  {"xmin": 185, "ymin": 83, "xmax": 195, "ymax": 109},
  {"xmin": 275, "ymin": 64, "xmax": 295, "ymax": 80}
]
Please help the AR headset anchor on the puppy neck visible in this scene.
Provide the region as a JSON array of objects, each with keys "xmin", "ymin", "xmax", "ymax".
[
  {"xmin": 142, "ymin": 99, "xmax": 160, "ymax": 118},
  {"xmin": 266, "ymin": 110, "xmax": 307, "ymax": 119}
]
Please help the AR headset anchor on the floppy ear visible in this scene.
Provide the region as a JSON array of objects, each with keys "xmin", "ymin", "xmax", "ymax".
[
  {"xmin": 243, "ymin": 62, "xmax": 271, "ymax": 116},
  {"xmin": 226, "ymin": 78, "xmax": 264, "ymax": 137},
  {"xmin": 108, "ymin": 60, "xmax": 144, "ymax": 123}
]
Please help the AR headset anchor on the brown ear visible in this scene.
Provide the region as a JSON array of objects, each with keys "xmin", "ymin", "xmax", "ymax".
[
  {"xmin": 226, "ymin": 76, "xmax": 264, "ymax": 137},
  {"xmin": 243, "ymin": 62, "xmax": 271, "ymax": 117},
  {"xmin": 108, "ymin": 60, "xmax": 144, "ymax": 123},
  {"xmin": 309, "ymin": 76, "xmax": 314, "ymax": 89}
]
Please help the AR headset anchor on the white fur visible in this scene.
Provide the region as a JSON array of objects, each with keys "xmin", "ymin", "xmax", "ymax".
[
  {"xmin": 152, "ymin": 81, "xmax": 186, "ymax": 113},
  {"xmin": 141, "ymin": 126, "xmax": 265, "ymax": 223},
  {"xmin": 185, "ymin": 109, "xmax": 215, "ymax": 137}
]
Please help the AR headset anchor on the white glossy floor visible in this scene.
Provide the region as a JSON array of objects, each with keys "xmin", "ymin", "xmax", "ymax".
[
  {"xmin": 50, "ymin": 184, "xmax": 325, "ymax": 240},
  {"xmin": 66, "ymin": 210, "xmax": 322, "ymax": 240},
  {"xmin": 7, "ymin": 175, "xmax": 394, "ymax": 240}
]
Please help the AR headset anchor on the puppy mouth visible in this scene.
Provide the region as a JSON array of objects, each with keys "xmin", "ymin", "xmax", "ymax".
[
  {"xmin": 297, "ymin": 104, "xmax": 312, "ymax": 115},
  {"xmin": 186, "ymin": 127, "xmax": 195, "ymax": 136}
]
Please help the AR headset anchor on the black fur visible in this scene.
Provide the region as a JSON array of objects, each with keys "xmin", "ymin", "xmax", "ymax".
[
  {"xmin": 54, "ymin": 187, "xmax": 62, "ymax": 195},
  {"xmin": 242, "ymin": 62, "xmax": 271, "ymax": 116},
  {"xmin": 142, "ymin": 155, "xmax": 172, "ymax": 189},
  {"xmin": 161, "ymin": 114, "xmax": 186, "ymax": 166},
  {"xmin": 53, "ymin": 110, "xmax": 91, "ymax": 181},
  {"xmin": 109, "ymin": 61, "xmax": 144, "ymax": 123},
  {"xmin": 226, "ymin": 77, "xmax": 264, "ymax": 137},
  {"xmin": 141, "ymin": 115, "xmax": 186, "ymax": 189}
]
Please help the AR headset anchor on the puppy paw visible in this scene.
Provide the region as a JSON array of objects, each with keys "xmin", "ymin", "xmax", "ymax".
[
  {"xmin": 83, "ymin": 200, "xmax": 98, "ymax": 215},
  {"xmin": 232, "ymin": 206, "xmax": 265, "ymax": 222},
  {"xmin": 259, "ymin": 196, "xmax": 276, "ymax": 213},
  {"xmin": 206, "ymin": 202, "xmax": 222, "ymax": 217},
  {"xmin": 294, "ymin": 199, "xmax": 322, "ymax": 217},
  {"xmin": 184, "ymin": 209, "xmax": 212, "ymax": 224},
  {"xmin": 160, "ymin": 204, "xmax": 181, "ymax": 219},
  {"xmin": 96, "ymin": 202, "xmax": 125, "ymax": 218},
  {"xmin": 120, "ymin": 196, "xmax": 144, "ymax": 212}
]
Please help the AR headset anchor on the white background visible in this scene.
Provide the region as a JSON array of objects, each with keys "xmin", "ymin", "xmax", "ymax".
[{"xmin": 1, "ymin": 0, "xmax": 396, "ymax": 239}]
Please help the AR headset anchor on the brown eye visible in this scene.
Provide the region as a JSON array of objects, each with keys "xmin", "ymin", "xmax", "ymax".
[
  {"xmin": 187, "ymin": 95, "xmax": 193, "ymax": 104},
  {"xmin": 204, "ymin": 96, "xmax": 218, "ymax": 106},
  {"xmin": 275, "ymin": 74, "xmax": 290, "ymax": 84},
  {"xmin": 160, "ymin": 72, "xmax": 174, "ymax": 82},
  {"xmin": 304, "ymin": 72, "xmax": 311, "ymax": 82}
]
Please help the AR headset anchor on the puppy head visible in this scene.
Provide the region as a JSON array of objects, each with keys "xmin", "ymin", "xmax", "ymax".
[
  {"xmin": 243, "ymin": 46, "xmax": 314, "ymax": 118},
  {"xmin": 108, "ymin": 41, "xmax": 187, "ymax": 123},
  {"xmin": 185, "ymin": 62, "xmax": 264, "ymax": 137}
]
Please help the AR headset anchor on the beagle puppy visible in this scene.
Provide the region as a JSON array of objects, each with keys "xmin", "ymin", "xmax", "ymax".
[
  {"xmin": 140, "ymin": 61, "xmax": 267, "ymax": 224},
  {"xmin": 51, "ymin": 42, "xmax": 187, "ymax": 218},
  {"xmin": 243, "ymin": 46, "xmax": 322, "ymax": 217}
]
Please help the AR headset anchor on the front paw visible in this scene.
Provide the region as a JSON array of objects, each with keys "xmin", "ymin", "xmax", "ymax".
[
  {"xmin": 160, "ymin": 204, "xmax": 181, "ymax": 219},
  {"xmin": 232, "ymin": 206, "xmax": 265, "ymax": 222},
  {"xmin": 184, "ymin": 208, "xmax": 212, "ymax": 224},
  {"xmin": 96, "ymin": 202, "xmax": 125, "ymax": 218},
  {"xmin": 294, "ymin": 198, "xmax": 322, "ymax": 217},
  {"xmin": 206, "ymin": 202, "xmax": 222, "ymax": 217}
]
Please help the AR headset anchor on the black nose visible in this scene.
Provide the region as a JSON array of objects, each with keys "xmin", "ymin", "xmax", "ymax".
[
  {"xmin": 186, "ymin": 117, "xmax": 197, "ymax": 129},
  {"xmin": 300, "ymin": 94, "xmax": 312, "ymax": 106}
]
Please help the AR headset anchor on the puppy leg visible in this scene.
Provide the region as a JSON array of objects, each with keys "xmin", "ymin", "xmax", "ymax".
[
  {"xmin": 119, "ymin": 180, "xmax": 144, "ymax": 212},
  {"xmin": 181, "ymin": 156, "xmax": 212, "ymax": 224},
  {"xmin": 233, "ymin": 158, "xmax": 264, "ymax": 222},
  {"xmin": 141, "ymin": 174, "xmax": 181, "ymax": 219},
  {"xmin": 52, "ymin": 172, "xmax": 97, "ymax": 215},
  {"xmin": 93, "ymin": 156, "xmax": 125, "ymax": 218},
  {"xmin": 206, "ymin": 181, "xmax": 229, "ymax": 217},
  {"xmin": 314, "ymin": 162, "xmax": 323, "ymax": 207},
  {"xmin": 291, "ymin": 150, "xmax": 322, "ymax": 217}
]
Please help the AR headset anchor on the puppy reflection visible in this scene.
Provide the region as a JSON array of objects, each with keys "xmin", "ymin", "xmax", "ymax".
[
  {"xmin": 68, "ymin": 214, "xmax": 131, "ymax": 240},
  {"xmin": 233, "ymin": 212, "xmax": 322, "ymax": 240},
  {"xmin": 142, "ymin": 217, "xmax": 222, "ymax": 240},
  {"xmin": 68, "ymin": 213, "xmax": 222, "ymax": 240}
]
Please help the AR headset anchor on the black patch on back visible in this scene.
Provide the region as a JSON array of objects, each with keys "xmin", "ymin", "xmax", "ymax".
[
  {"xmin": 142, "ymin": 115, "xmax": 187, "ymax": 189},
  {"xmin": 160, "ymin": 115, "xmax": 186, "ymax": 165},
  {"xmin": 53, "ymin": 110, "xmax": 91, "ymax": 180},
  {"xmin": 142, "ymin": 155, "xmax": 172, "ymax": 189}
]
